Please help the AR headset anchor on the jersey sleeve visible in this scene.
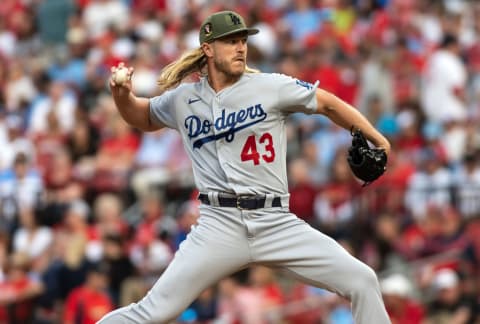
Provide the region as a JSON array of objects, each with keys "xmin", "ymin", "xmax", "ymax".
[
  {"xmin": 149, "ymin": 89, "xmax": 178, "ymax": 129},
  {"xmin": 275, "ymin": 74, "xmax": 319, "ymax": 114}
]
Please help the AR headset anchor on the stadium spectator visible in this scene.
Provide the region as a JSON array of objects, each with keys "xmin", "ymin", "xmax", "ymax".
[
  {"xmin": 101, "ymin": 232, "xmax": 135, "ymax": 306},
  {"xmin": 0, "ymin": 252, "xmax": 44, "ymax": 323},
  {"xmin": 0, "ymin": 114, "xmax": 35, "ymax": 171},
  {"xmin": 380, "ymin": 273, "xmax": 425, "ymax": 324},
  {"xmin": 424, "ymin": 268, "xmax": 477, "ymax": 324},
  {"xmin": 421, "ymin": 34, "xmax": 467, "ymax": 123},
  {"xmin": 12, "ymin": 207, "xmax": 53, "ymax": 262},
  {"xmin": 63, "ymin": 261, "xmax": 113, "ymax": 324}
]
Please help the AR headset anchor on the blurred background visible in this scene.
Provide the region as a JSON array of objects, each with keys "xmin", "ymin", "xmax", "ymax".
[{"xmin": 0, "ymin": 0, "xmax": 480, "ymax": 323}]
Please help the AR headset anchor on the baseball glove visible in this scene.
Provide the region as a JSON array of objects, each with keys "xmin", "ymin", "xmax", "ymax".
[{"xmin": 347, "ymin": 128, "xmax": 387, "ymax": 185}]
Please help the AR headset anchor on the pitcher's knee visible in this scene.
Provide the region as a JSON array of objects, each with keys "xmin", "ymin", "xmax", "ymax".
[
  {"xmin": 136, "ymin": 296, "xmax": 181, "ymax": 324},
  {"xmin": 350, "ymin": 264, "xmax": 381, "ymax": 295}
]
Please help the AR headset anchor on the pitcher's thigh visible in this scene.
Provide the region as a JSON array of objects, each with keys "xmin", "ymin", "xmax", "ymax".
[
  {"xmin": 257, "ymin": 221, "xmax": 378, "ymax": 297},
  {"xmin": 98, "ymin": 218, "xmax": 251, "ymax": 323}
]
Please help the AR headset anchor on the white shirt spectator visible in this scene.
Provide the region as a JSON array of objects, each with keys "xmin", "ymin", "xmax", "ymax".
[
  {"xmin": 111, "ymin": 37, "xmax": 135, "ymax": 60},
  {"xmin": 129, "ymin": 239, "xmax": 173, "ymax": 273},
  {"xmin": 314, "ymin": 195, "xmax": 354, "ymax": 226},
  {"xmin": 135, "ymin": 20, "xmax": 164, "ymax": 43},
  {"xmin": 5, "ymin": 75, "xmax": 37, "ymax": 112},
  {"xmin": 0, "ymin": 28, "xmax": 16, "ymax": 58},
  {"xmin": 441, "ymin": 124, "xmax": 467, "ymax": 163},
  {"xmin": 28, "ymin": 91, "xmax": 77, "ymax": 135},
  {"xmin": 0, "ymin": 115, "xmax": 35, "ymax": 171},
  {"xmin": 454, "ymin": 163, "xmax": 480, "ymax": 218},
  {"xmin": 83, "ymin": 0, "xmax": 129, "ymax": 39},
  {"xmin": 166, "ymin": 0, "xmax": 208, "ymax": 20},
  {"xmin": 421, "ymin": 49, "xmax": 467, "ymax": 122},
  {"xmin": 0, "ymin": 119, "xmax": 7, "ymax": 149},
  {"xmin": 405, "ymin": 167, "xmax": 453, "ymax": 219},
  {"xmin": 413, "ymin": 12, "xmax": 442, "ymax": 46},
  {"xmin": 0, "ymin": 169, "xmax": 43, "ymax": 222},
  {"xmin": 13, "ymin": 227, "xmax": 53, "ymax": 258},
  {"xmin": 132, "ymin": 65, "xmax": 159, "ymax": 97},
  {"xmin": 357, "ymin": 57, "xmax": 395, "ymax": 115},
  {"xmin": 249, "ymin": 21, "xmax": 277, "ymax": 59},
  {"xmin": 0, "ymin": 137, "xmax": 35, "ymax": 171}
]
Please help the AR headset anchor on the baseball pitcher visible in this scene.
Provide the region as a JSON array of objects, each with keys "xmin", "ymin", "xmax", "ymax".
[{"xmin": 99, "ymin": 10, "xmax": 392, "ymax": 324}]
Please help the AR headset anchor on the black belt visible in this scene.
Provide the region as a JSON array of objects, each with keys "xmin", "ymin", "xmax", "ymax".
[{"xmin": 198, "ymin": 193, "xmax": 282, "ymax": 210}]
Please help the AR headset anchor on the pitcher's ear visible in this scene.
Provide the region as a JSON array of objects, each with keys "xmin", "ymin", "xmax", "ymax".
[{"xmin": 201, "ymin": 42, "xmax": 214, "ymax": 58}]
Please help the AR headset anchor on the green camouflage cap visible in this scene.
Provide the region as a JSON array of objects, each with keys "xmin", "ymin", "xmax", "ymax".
[{"xmin": 199, "ymin": 11, "xmax": 259, "ymax": 44}]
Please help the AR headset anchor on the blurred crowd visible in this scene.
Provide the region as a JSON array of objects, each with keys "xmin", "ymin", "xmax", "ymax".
[{"xmin": 1, "ymin": 0, "xmax": 480, "ymax": 323}]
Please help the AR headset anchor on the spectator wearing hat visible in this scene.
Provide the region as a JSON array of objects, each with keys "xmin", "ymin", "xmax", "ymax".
[
  {"xmin": 425, "ymin": 268, "xmax": 477, "ymax": 324},
  {"xmin": 381, "ymin": 273, "xmax": 425, "ymax": 324}
]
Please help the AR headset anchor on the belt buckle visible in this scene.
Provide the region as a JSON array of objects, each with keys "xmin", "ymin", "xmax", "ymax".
[{"xmin": 236, "ymin": 195, "xmax": 251, "ymax": 210}]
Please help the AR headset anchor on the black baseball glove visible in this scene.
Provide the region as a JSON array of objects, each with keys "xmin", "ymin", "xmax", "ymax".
[{"xmin": 347, "ymin": 128, "xmax": 387, "ymax": 185}]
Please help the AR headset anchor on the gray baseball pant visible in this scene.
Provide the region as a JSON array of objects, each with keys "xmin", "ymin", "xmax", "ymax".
[{"xmin": 97, "ymin": 203, "xmax": 390, "ymax": 324}]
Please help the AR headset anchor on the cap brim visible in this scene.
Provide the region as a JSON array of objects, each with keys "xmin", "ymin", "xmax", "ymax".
[{"xmin": 212, "ymin": 28, "xmax": 259, "ymax": 41}]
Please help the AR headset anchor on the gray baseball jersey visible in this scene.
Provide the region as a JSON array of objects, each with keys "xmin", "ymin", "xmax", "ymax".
[
  {"xmin": 149, "ymin": 73, "xmax": 318, "ymax": 195},
  {"xmin": 98, "ymin": 72, "xmax": 391, "ymax": 324}
]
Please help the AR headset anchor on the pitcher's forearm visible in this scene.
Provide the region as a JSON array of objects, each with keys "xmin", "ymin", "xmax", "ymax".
[
  {"xmin": 316, "ymin": 89, "xmax": 390, "ymax": 154},
  {"xmin": 109, "ymin": 63, "xmax": 162, "ymax": 132},
  {"xmin": 113, "ymin": 93, "xmax": 159, "ymax": 131}
]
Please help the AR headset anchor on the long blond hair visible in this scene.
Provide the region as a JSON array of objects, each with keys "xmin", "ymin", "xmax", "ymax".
[{"xmin": 157, "ymin": 47, "xmax": 259, "ymax": 91}]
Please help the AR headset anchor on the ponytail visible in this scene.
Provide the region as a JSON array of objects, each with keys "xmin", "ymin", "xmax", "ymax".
[
  {"xmin": 157, "ymin": 47, "xmax": 259, "ymax": 91},
  {"xmin": 157, "ymin": 48, "xmax": 207, "ymax": 91}
]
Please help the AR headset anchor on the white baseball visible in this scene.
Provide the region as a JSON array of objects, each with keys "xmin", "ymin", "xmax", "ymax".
[{"xmin": 114, "ymin": 67, "xmax": 129, "ymax": 85}]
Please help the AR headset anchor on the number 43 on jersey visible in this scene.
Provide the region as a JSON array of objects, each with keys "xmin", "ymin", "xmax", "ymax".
[{"xmin": 240, "ymin": 132, "xmax": 275, "ymax": 165}]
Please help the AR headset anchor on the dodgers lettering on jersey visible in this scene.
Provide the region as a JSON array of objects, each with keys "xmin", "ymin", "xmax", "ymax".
[
  {"xmin": 185, "ymin": 104, "xmax": 267, "ymax": 149},
  {"xmin": 149, "ymin": 73, "xmax": 319, "ymax": 195}
]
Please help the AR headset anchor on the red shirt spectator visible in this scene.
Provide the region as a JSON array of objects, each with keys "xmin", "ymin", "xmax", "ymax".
[
  {"xmin": 0, "ymin": 253, "xmax": 44, "ymax": 324},
  {"xmin": 0, "ymin": 277, "xmax": 40, "ymax": 323},
  {"xmin": 132, "ymin": 0, "xmax": 166, "ymax": 13},
  {"xmin": 289, "ymin": 182, "xmax": 317, "ymax": 223},
  {"xmin": 64, "ymin": 287, "xmax": 112, "ymax": 324},
  {"xmin": 64, "ymin": 263, "xmax": 113, "ymax": 324},
  {"xmin": 386, "ymin": 299, "xmax": 424, "ymax": 324}
]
